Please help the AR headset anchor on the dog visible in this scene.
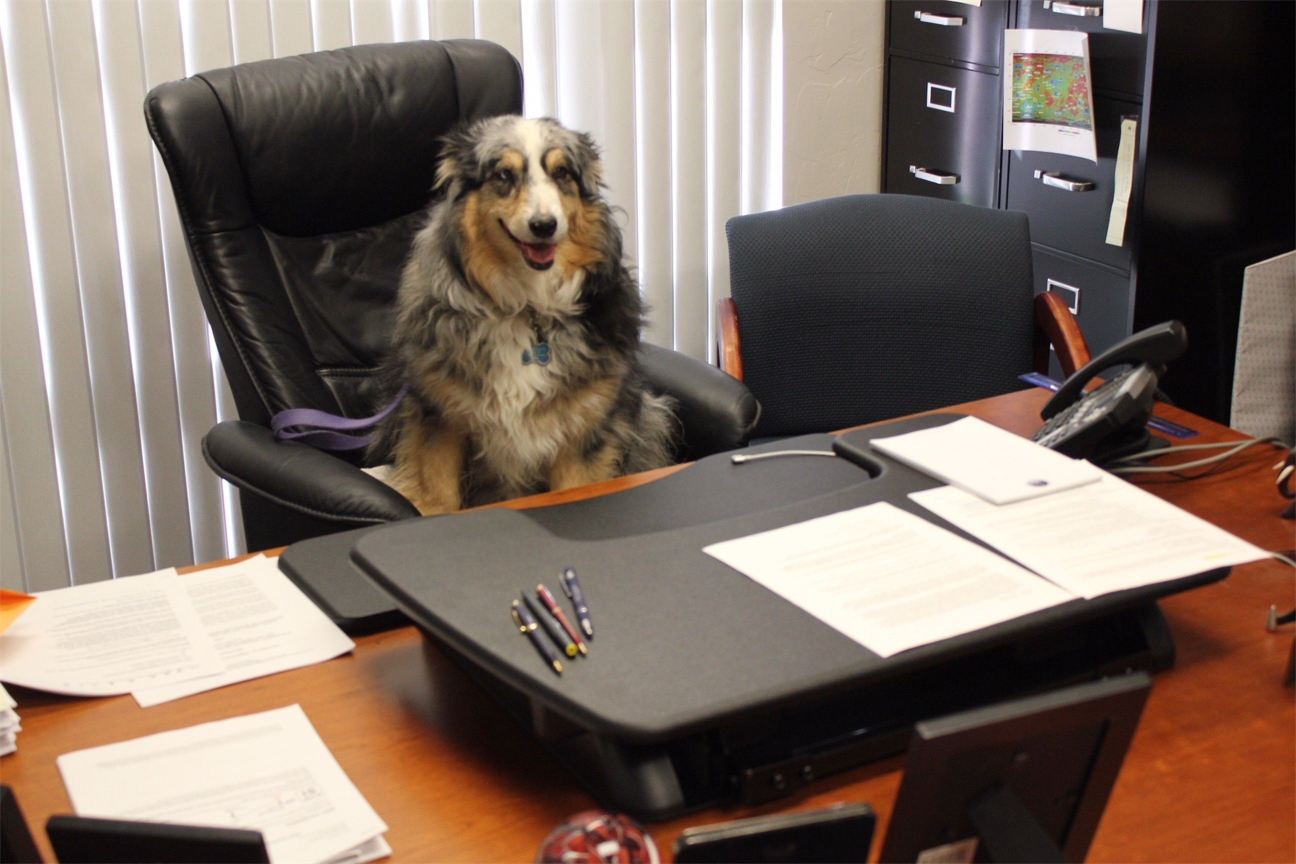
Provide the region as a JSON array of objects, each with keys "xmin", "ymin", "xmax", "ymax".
[{"xmin": 374, "ymin": 116, "xmax": 676, "ymax": 515}]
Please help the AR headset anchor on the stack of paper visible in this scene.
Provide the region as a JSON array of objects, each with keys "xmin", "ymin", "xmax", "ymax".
[
  {"xmin": 705, "ymin": 419, "xmax": 1268, "ymax": 657},
  {"xmin": 58, "ymin": 705, "xmax": 389, "ymax": 864},
  {"xmin": 910, "ymin": 472, "xmax": 1269, "ymax": 599},
  {"xmin": 704, "ymin": 502, "xmax": 1075, "ymax": 657},
  {"xmin": 0, "ymin": 556, "xmax": 354, "ymax": 705},
  {"xmin": 0, "ymin": 683, "xmax": 19, "ymax": 756},
  {"xmin": 133, "ymin": 555, "xmax": 356, "ymax": 707},
  {"xmin": 869, "ymin": 416, "xmax": 1102, "ymax": 505}
]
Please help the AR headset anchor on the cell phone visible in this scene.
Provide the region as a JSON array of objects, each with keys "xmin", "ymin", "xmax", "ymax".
[{"xmin": 672, "ymin": 802, "xmax": 875, "ymax": 864}]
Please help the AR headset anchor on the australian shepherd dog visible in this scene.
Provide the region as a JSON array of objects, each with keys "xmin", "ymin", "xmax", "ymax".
[{"xmin": 374, "ymin": 116, "xmax": 676, "ymax": 515}]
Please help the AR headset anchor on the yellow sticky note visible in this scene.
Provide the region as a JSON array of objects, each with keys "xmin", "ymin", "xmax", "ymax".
[{"xmin": 0, "ymin": 590, "xmax": 36, "ymax": 635}]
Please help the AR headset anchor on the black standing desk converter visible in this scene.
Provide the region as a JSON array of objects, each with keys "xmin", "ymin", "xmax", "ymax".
[{"xmin": 343, "ymin": 414, "xmax": 1223, "ymax": 820}]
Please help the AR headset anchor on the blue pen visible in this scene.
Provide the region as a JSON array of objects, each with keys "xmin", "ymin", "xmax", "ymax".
[
  {"xmin": 512, "ymin": 600, "xmax": 563, "ymax": 675},
  {"xmin": 561, "ymin": 567, "xmax": 594, "ymax": 640}
]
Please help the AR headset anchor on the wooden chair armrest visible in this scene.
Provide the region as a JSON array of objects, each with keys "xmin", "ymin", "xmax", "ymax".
[
  {"xmin": 717, "ymin": 297, "xmax": 743, "ymax": 381},
  {"xmin": 1033, "ymin": 291, "xmax": 1091, "ymax": 379}
]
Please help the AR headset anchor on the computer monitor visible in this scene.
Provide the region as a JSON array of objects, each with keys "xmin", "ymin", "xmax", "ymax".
[{"xmin": 880, "ymin": 671, "xmax": 1151, "ymax": 864}]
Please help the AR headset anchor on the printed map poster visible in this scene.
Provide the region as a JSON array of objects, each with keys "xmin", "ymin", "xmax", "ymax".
[{"xmin": 1003, "ymin": 29, "xmax": 1097, "ymax": 162}]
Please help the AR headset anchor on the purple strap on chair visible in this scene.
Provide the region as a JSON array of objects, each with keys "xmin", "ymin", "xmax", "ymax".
[{"xmin": 270, "ymin": 385, "xmax": 408, "ymax": 451}]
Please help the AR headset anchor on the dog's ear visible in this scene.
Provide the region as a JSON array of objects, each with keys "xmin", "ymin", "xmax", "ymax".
[
  {"xmin": 568, "ymin": 131, "xmax": 605, "ymax": 200},
  {"xmin": 433, "ymin": 122, "xmax": 479, "ymax": 195},
  {"xmin": 433, "ymin": 153, "xmax": 460, "ymax": 193}
]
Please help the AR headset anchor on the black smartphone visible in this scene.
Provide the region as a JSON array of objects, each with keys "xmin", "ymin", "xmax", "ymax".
[{"xmin": 673, "ymin": 802, "xmax": 875, "ymax": 864}]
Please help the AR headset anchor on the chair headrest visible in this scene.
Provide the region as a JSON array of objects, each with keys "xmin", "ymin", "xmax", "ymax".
[{"xmin": 149, "ymin": 39, "xmax": 522, "ymax": 238}]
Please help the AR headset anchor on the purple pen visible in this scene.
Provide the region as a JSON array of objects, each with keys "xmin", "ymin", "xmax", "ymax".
[{"xmin": 560, "ymin": 567, "xmax": 594, "ymax": 640}]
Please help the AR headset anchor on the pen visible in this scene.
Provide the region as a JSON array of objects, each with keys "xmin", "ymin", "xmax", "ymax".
[
  {"xmin": 524, "ymin": 594, "xmax": 578, "ymax": 658},
  {"xmin": 560, "ymin": 567, "xmax": 594, "ymax": 640},
  {"xmin": 537, "ymin": 584, "xmax": 587, "ymax": 655},
  {"xmin": 512, "ymin": 600, "xmax": 563, "ymax": 675}
]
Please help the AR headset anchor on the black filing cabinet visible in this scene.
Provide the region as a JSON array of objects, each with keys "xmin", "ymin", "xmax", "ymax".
[{"xmin": 882, "ymin": 0, "xmax": 1295, "ymax": 421}]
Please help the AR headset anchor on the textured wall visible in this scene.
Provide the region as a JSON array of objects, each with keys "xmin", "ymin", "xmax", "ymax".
[{"xmin": 783, "ymin": 0, "xmax": 886, "ymax": 206}]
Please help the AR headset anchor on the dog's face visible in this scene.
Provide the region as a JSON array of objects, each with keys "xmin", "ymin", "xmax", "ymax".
[{"xmin": 436, "ymin": 117, "xmax": 612, "ymax": 302}]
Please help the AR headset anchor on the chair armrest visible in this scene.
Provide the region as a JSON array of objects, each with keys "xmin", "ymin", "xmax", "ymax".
[
  {"xmin": 1034, "ymin": 291, "xmax": 1092, "ymax": 379},
  {"xmin": 203, "ymin": 421, "xmax": 420, "ymax": 525},
  {"xmin": 637, "ymin": 343, "xmax": 761, "ymax": 460},
  {"xmin": 716, "ymin": 297, "xmax": 744, "ymax": 380}
]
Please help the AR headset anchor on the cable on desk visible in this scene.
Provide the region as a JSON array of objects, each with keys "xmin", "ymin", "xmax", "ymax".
[
  {"xmin": 1270, "ymin": 551, "xmax": 1296, "ymax": 570},
  {"xmin": 1106, "ymin": 436, "xmax": 1284, "ymax": 478},
  {"xmin": 731, "ymin": 450, "xmax": 837, "ymax": 464}
]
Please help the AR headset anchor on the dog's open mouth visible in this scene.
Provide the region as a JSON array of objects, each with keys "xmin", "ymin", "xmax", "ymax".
[{"xmin": 501, "ymin": 221, "xmax": 557, "ymax": 271}]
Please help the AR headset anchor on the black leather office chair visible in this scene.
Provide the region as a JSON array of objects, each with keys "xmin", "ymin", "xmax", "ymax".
[
  {"xmin": 145, "ymin": 40, "xmax": 758, "ymax": 552},
  {"xmin": 719, "ymin": 193, "xmax": 1090, "ymax": 439}
]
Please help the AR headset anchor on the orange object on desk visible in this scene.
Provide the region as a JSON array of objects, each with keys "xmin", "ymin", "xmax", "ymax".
[{"xmin": 0, "ymin": 589, "xmax": 36, "ymax": 635}]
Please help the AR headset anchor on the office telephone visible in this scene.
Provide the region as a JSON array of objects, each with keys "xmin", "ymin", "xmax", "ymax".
[{"xmin": 1032, "ymin": 320, "xmax": 1187, "ymax": 464}]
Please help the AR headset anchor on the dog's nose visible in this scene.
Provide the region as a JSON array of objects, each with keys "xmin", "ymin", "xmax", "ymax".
[{"xmin": 528, "ymin": 215, "xmax": 558, "ymax": 239}]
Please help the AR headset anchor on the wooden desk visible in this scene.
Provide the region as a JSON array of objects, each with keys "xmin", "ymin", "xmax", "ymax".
[{"xmin": 3, "ymin": 389, "xmax": 1292, "ymax": 863}]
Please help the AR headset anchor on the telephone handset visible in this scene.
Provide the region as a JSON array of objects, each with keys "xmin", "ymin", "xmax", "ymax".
[{"xmin": 1031, "ymin": 320, "xmax": 1187, "ymax": 464}]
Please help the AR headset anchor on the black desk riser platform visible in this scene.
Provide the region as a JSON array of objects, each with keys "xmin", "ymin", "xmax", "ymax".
[{"xmin": 303, "ymin": 414, "xmax": 1220, "ymax": 820}]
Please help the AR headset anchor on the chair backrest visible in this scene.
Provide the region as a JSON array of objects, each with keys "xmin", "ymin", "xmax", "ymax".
[
  {"xmin": 145, "ymin": 40, "xmax": 523, "ymax": 427},
  {"xmin": 1230, "ymin": 249, "xmax": 1295, "ymax": 442},
  {"xmin": 726, "ymin": 194, "xmax": 1035, "ymax": 438}
]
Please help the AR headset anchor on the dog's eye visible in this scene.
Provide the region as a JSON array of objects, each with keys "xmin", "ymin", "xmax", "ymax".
[
  {"xmin": 493, "ymin": 168, "xmax": 515, "ymax": 186},
  {"xmin": 551, "ymin": 166, "xmax": 571, "ymax": 183}
]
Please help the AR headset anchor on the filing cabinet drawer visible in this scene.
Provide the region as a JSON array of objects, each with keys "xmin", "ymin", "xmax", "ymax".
[
  {"xmin": 884, "ymin": 57, "xmax": 1001, "ymax": 207},
  {"xmin": 1017, "ymin": 0, "xmax": 1148, "ymax": 98},
  {"xmin": 1032, "ymin": 245, "xmax": 1132, "ymax": 356},
  {"xmin": 889, "ymin": 0, "xmax": 1009, "ymax": 69},
  {"xmin": 1006, "ymin": 98, "xmax": 1138, "ymax": 271}
]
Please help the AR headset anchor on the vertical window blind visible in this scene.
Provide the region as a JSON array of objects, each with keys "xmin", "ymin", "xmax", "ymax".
[{"xmin": 0, "ymin": 0, "xmax": 782, "ymax": 592}]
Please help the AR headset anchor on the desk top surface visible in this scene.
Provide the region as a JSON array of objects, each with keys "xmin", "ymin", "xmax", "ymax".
[{"xmin": 3, "ymin": 388, "xmax": 1293, "ymax": 863}]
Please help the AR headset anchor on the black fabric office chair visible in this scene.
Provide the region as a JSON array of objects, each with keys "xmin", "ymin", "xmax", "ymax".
[
  {"xmin": 145, "ymin": 40, "xmax": 758, "ymax": 552},
  {"xmin": 720, "ymin": 193, "xmax": 1090, "ymax": 439}
]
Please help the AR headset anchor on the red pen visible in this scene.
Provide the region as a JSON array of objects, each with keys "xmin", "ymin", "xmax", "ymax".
[{"xmin": 537, "ymin": 584, "xmax": 587, "ymax": 655}]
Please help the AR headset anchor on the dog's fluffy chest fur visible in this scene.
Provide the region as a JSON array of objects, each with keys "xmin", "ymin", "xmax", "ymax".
[{"xmin": 460, "ymin": 307, "xmax": 608, "ymax": 488}]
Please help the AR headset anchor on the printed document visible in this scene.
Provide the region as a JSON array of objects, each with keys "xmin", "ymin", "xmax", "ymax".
[
  {"xmin": 57, "ymin": 704, "xmax": 388, "ymax": 864},
  {"xmin": 910, "ymin": 473, "xmax": 1269, "ymax": 598},
  {"xmin": 0, "ymin": 570, "xmax": 224, "ymax": 696},
  {"xmin": 134, "ymin": 556, "xmax": 354, "ymax": 707},
  {"xmin": 703, "ymin": 502, "xmax": 1074, "ymax": 657},
  {"xmin": 870, "ymin": 416, "xmax": 1103, "ymax": 504},
  {"xmin": 1003, "ymin": 29, "xmax": 1097, "ymax": 162}
]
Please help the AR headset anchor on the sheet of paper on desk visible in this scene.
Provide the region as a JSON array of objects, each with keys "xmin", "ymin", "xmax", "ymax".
[
  {"xmin": 0, "ymin": 683, "xmax": 18, "ymax": 756},
  {"xmin": 57, "ymin": 704, "xmax": 388, "ymax": 864},
  {"xmin": 870, "ymin": 416, "xmax": 1103, "ymax": 504},
  {"xmin": 910, "ymin": 473, "xmax": 1269, "ymax": 599},
  {"xmin": 0, "ymin": 570, "xmax": 225, "ymax": 696},
  {"xmin": 133, "ymin": 555, "xmax": 355, "ymax": 707},
  {"xmin": 703, "ymin": 502, "xmax": 1074, "ymax": 658}
]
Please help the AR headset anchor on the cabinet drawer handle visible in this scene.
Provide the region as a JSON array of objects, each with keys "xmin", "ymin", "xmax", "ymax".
[
  {"xmin": 1035, "ymin": 170, "xmax": 1095, "ymax": 192},
  {"xmin": 911, "ymin": 166, "xmax": 960, "ymax": 185},
  {"xmin": 913, "ymin": 10, "xmax": 965, "ymax": 26},
  {"xmin": 1046, "ymin": 279, "xmax": 1081, "ymax": 314},
  {"xmin": 1045, "ymin": 1, "xmax": 1103, "ymax": 16}
]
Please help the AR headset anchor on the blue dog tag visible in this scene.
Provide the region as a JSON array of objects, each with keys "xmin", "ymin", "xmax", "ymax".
[{"xmin": 523, "ymin": 343, "xmax": 551, "ymax": 366}]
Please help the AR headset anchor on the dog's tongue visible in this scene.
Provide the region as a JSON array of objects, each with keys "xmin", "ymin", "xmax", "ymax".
[{"xmin": 520, "ymin": 242, "xmax": 556, "ymax": 266}]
